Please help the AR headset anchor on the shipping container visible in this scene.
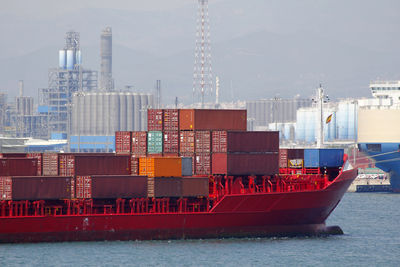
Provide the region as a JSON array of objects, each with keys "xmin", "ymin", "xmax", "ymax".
[
  {"xmin": 304, "ymin": 149, "xmax": 344, "ymax": 168},
  {"xmin": 212, "ymin": 131, "xmax": 227, "ymax": 153},
  {"xmin": 180, "ymin": 131, "xmax": 195, "ymax": 153},
  {"xmin": 59, "ymin": 155, "xmax": 131, "ymax": 176},
  {"xmin": 195, "ymin": 131, "xmax": 211, "ymax": 153},
  {"xmin": 42, "ymin": 153, "xmax": 59, "ymax": 176},
  {"xmin": 163, "ymin": 109, "xmax": 179, "ymax": 131},
  {"xmin": 76, "ymin": 176, "xmax": 92, "ymax": 199},
  {"xmin": 182, "ymin": 177, "xmax": 209, "ymax": 197},
  {"xmin": 75, "ymin": 155, "xmax": 131, "ymax": 176},
  {"xmin": 148, "ymin": 177, "xmax": 182, "ymax": 198},
  {"xmin": 131, "ymin": 131, "xmax": 147, "ymax": 156},
  {"xmin": 131, "ymin": 156, "xmax": 139, "ymax": 175},
  {"xmin": 27, "ymin": 153, "xmax": 42, "ymax": 176},
  {"xmin": 181, "ymin": 157, "xmax": 193, "ymax": 176},
  {"xmin": 163, "ymin": 153, "xmax": 179, "ymax": 158},
  {"xmin": 139, "ymin": 157, "xmax": 182, "ymax": 177},
  {"xmin": 147, "ymin": 109, "xmax": 163, "ymax": 131},
  {"xmin": 212, "ymin": 153, "xmax": 279, "ymax": 175},
  {"xmin": 115, "ymin": 131, "xmax": 132, "ymax": 154},
  {"xmin": 163, "ymin": 131, "xmax": 179, "ymax": 153},
  {"xmin": 0, "ymin": 176, "xmax": 12, "ymax": 200},
  {"xmin": 91, "ymin": 175, "xmax": 148, "ymax": 199},
  {"xmin": 180, "ymin": 153, "xmax": 195, "ymax": 175},
  {"xmin": 194, "ymin": 153, "xmax": 211, "ymax": 175},
  {"xmin": 212, "ymin": 131, "xmax": 278, "ymax": 153},
  {"xmin": 0, "ymin": 158, "xmax": 38, "ymax": 176},
  {"xmin": 179, "ymin": 109, "xmax": 247, "ymax": 131},
  {"xmin": 0, "ymin": 153, "xmax": 27, "ymax": 158},
  {"xmin": 59, "ymin": 154, "xmax": 75, "ymax": 176},
  {"xmin": 11, "ymin": 176, "xmax": 73, "ymax": 200},
  {"xmin": 147, "ymin": 131, "xmax": 163, "ymax": 154},
  {"xmin": 279, "ymin": 149, "xmax": 304, "ymax": 168}
]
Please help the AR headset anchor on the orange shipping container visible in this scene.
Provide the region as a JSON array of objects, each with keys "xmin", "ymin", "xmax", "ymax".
[{"xmin": 139, "ymin": 157, "xmax": 182, "ymax": 177}]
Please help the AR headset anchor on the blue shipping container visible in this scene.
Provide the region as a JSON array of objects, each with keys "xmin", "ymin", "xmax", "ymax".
[{"xmin": 304, "ymin": 149, "xmax": 344, "ymax": 168}]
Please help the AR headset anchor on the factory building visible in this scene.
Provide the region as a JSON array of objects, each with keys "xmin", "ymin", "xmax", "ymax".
[{"xmin": 69, "ymin": 92, "xmax": 154, "ymax": 152}]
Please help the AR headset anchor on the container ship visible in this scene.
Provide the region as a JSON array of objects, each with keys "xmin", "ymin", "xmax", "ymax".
[
  {"xmin": 0, "ymin": 109, "xmax": 357, "ymax": 243},
  {"xmin": 357, "ymin": 81, "xmax": 400, "ymax": 192}
]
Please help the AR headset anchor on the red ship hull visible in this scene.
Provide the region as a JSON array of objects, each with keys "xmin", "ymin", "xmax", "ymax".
[{"xmin": 0, "ymin": 168, "xmax": 356, "ymax": 243}]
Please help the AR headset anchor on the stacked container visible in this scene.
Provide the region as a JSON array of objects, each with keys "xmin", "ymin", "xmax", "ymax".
[
  {"xmin": 279, "ymin": 149, "xmax": 304, "ymax": 168},
  {"xmin": 211, "ymin": 131, "xmax": 279, "ymax": 176},
  {"xmin": 304, "ymin": 149, "xmax": 344, "ymax": 168}
]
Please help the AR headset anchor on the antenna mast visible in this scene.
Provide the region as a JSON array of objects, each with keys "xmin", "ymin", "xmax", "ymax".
[{"xmin": 193, "ymin": 0, "xmax": 213, "ymax": 108}]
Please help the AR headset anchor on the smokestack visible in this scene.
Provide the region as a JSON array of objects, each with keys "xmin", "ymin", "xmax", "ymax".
[
  {"xmin": 100, "ymin": 27, "xmax": 113, "ymax": 91},
  {"xmin": 18, "ymin": 80, "xmax": 24, "ymax": 97}
]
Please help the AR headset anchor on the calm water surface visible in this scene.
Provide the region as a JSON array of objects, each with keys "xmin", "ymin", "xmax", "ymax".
[{"xmin": 1, "ymin": 193, "xmax": 399, "ymax": 266}]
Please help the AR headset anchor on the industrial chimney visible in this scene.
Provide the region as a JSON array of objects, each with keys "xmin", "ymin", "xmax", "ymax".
[{"xmin": 100, "ymin": 27, "xmax": 114, "ymax": 91}]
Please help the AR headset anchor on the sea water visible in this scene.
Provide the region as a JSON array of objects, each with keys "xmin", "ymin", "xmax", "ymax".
[{"xmin": 1, "ymin": 193, "xmax": 399, "ymax": 266}]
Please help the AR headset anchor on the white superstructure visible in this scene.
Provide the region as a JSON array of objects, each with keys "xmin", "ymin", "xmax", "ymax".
[{"xmin": 370, "ymin": 80, "xmax": 400, "ymax": 105}]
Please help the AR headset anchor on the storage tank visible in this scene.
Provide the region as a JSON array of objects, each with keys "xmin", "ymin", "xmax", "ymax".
[
  {"xmin": 140, "ymin": 94, "xmax": 148, "ymax": 130},
  {"xmin": 76, "ymin": 50, "xmax": 82, "ymax": 65},
  {"xmin": 133, "ymin": 94, "xmax": 141, "ymax": 131},
  {"xmin": 119, "ymin": 93, "xmax": 127, "ymax": 131},
  {"xmin": 337, "ymin": 102, "xmax": 349, "ymax": 139},
  {"xmin": 90, "ymin": 94, "xmax": 97, "ymax": 135},
  {"xmin": 295, "ymin": 109, "xmax": 306, "ymax": 141},
  {"xmin": 59, "ymin": 50, "xmax": 66, "ymax": 69},
  {"xmin": 304, "ymin": 109, "xmax": 316, "ymax": 142},
  {"xmin": 66, "ymin": 50, "xmax": 75, "ymax": 70},
  {"xmin": 127, "ymin": 94, "xmax": 134, "ymax": 130}
]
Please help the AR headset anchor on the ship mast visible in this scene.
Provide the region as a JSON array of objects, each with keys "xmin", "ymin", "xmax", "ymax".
[{"xmin": 316, "ymin": 85, "xmax": 326, "ymax": 148}]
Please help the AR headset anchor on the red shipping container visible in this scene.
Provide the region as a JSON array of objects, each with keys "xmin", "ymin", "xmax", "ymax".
[
  {"xmin": 115, "ymin": 131, "xmax": 132, "ymax": 154},
  {"xmin": 212, "ymin": 153, "xmax": 279, "ymax": 176},
  {"xmin": 149, "ymin": 177, "xmax": 182, "ymax": 198},
  {"xmin": 212, "ymin": 131, "xmax": 227, "ymax": 153},
  {"xmin": 59, "ymin": 154, "xmax": 75, "ymax": 176},
  {"xmin": 91, "ymin": 175, "xmax": 148, "ymax": 199},
  {"xmin": 279, "ymin": 149, "xmax": 304, "ymax": 168},
  {"xmin": 195, "ymin": 153, "xmax": 211, "ymax": 175},
  {"xmin": 131, "ymin": 131, "xmax": 147, "ymax": 156},
  {"xmin": 164, "ymin": 131, "xmax": 179, "ymax": 153},
  {"xmin": 42, "ymin": 153, "xmax": 59, "ymax": 176},
  {"xmin": 0, "ymin": 158, "xmax": 38, "ymax": 176},
  {"xmin": 226, "ymin": 131, "xmax": 279, "ymax": 153},
  {"xmin": 74, "ymin": 155, "xmax": 131, "ymax": 176},
  {"xmin": 163, "ymin": 109, "xmax": 179, "ymax": 131},
  {"xmin": 182, "ymin": 177, "xmax": 209, "ymax": 197},
  {"xmin": 148, "ymin": 109, "xmax": 163, "ymax": 131},
  {"xmin": 131, "ymin": 156, "xmax": 139, "ymax": 175},
  {"xmin": 76, "ymin": 176, "xmax": 92, "ymax": 199},
  {"xmin": 0, "ymin": 153, "xmax": 27, "ymax": 158},
  {"xmin": 0, "ymin": 176, "xmax": 12, "ymax": 200},
  {"xmin": 27, "ymin": 153, "xmax": 42, "ymax": 176},
  {"xmin": 195, "ymin": 131, "xmax": 211, "ymax": 153},
  {"xmin": 180, "ymin": 131, "xmax": 195, "ymax": 153},
  {"xmin": 11, "ymin": 176, "xmax": 73, "ymax": 200},
  {"xmin": 179, "ymin": 109, "xmax": 247, "ymax": 131}
]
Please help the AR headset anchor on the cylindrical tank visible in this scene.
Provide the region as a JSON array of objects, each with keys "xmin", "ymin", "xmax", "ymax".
[
  {"xmin": 90, "ymin": 94, "xmax": 97, "ymax": 135},
  {"xmin": 96, "ymin": 93, "xmax": 104, "ymax": 134},
  {"xmin": 347, "ymin": 103, "xmax": 357, "ymax": 140},
  {"xmin": 337, "ymin": 102, "xmax": 349, "ymax": 139},
  {"xmin": 119, "ymin": 93, "xmax": 127, "ymax": 131},
  {"xmin": 133, "ymin": 94, "xmax": 141, "ymax": 131},
  {"xmin": 103, "ymin": 93, "xmax": 110, "ymax": 135},
  {"xmin": 66, "ymin": 50, "xmax": 75, "ymax": 70},
  {"xmin": 59, "ymin": 50, "xmax": 66, "ymax": 69},
  {"xmin": 304, "ymin": 109, "xmax": 316, "ymax": 142},
  {"xmin": 76, "ymin": 50, "xmax": 82, "ymax": 65},
  {"xmin": 110, "ymin": 93, "xmax": 120, "ymax": 133},
  {"xmin": 84, "ymin": 94, "xmax": 91, "ymax": 135},
  {"xmin": 140, "ymin": 94, "xmax": 148, "ymax": 130},
  {"xmin": 295, "ymin": 109, "xmax": 306, "ymax": 141},
  {"xmin": 72, "ymin": 94, "xmax": 79, "ymax": 135},
  {"xmin": 127, "ymin": 94, "xmax": 134, "ymax": 130}
]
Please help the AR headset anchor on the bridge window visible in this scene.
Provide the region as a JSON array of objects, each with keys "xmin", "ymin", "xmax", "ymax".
[{"xmin": 367, "ymin": 144, "xmax": 381, "ymax": 152}]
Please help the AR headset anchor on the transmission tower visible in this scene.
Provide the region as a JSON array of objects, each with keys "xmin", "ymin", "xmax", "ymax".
[{"xmin": 193, "ymin": 0, "xmax": 213, "ymax": 108}]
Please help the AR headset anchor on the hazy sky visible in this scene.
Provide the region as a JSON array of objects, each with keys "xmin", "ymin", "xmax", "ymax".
[{"xmin": 1, "ymin": 0, "xmax": 400, "ymax": 103}]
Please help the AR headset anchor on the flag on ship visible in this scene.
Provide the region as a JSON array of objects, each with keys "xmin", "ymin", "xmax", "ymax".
[{"xmin": 326, "ymin": 114, "xmax": 333, "ymax": 124}]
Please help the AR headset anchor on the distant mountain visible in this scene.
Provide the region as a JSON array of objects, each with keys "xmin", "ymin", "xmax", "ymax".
[{"xmin": 1, "ymin": 0, "xmax": 400, "ymax": 104}]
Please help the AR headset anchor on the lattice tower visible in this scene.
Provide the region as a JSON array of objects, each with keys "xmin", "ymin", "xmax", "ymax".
[{"xmin": 193, "ymin": 0, "xmax": 213, "ymax": 107}]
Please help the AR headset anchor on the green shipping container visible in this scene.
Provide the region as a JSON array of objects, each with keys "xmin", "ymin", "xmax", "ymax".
[{"xmin": 147, "ymin": 131, "xmax": 163, "ymax": 154}]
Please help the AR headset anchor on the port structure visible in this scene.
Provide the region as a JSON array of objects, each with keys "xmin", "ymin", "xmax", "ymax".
[
  {"xmin": 193, "ymin": 0, "xmax": 213, "ymax": 108},
  {"xmin": 39, "ymin": 31, "xmax": 98, "ymax": 138}
]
